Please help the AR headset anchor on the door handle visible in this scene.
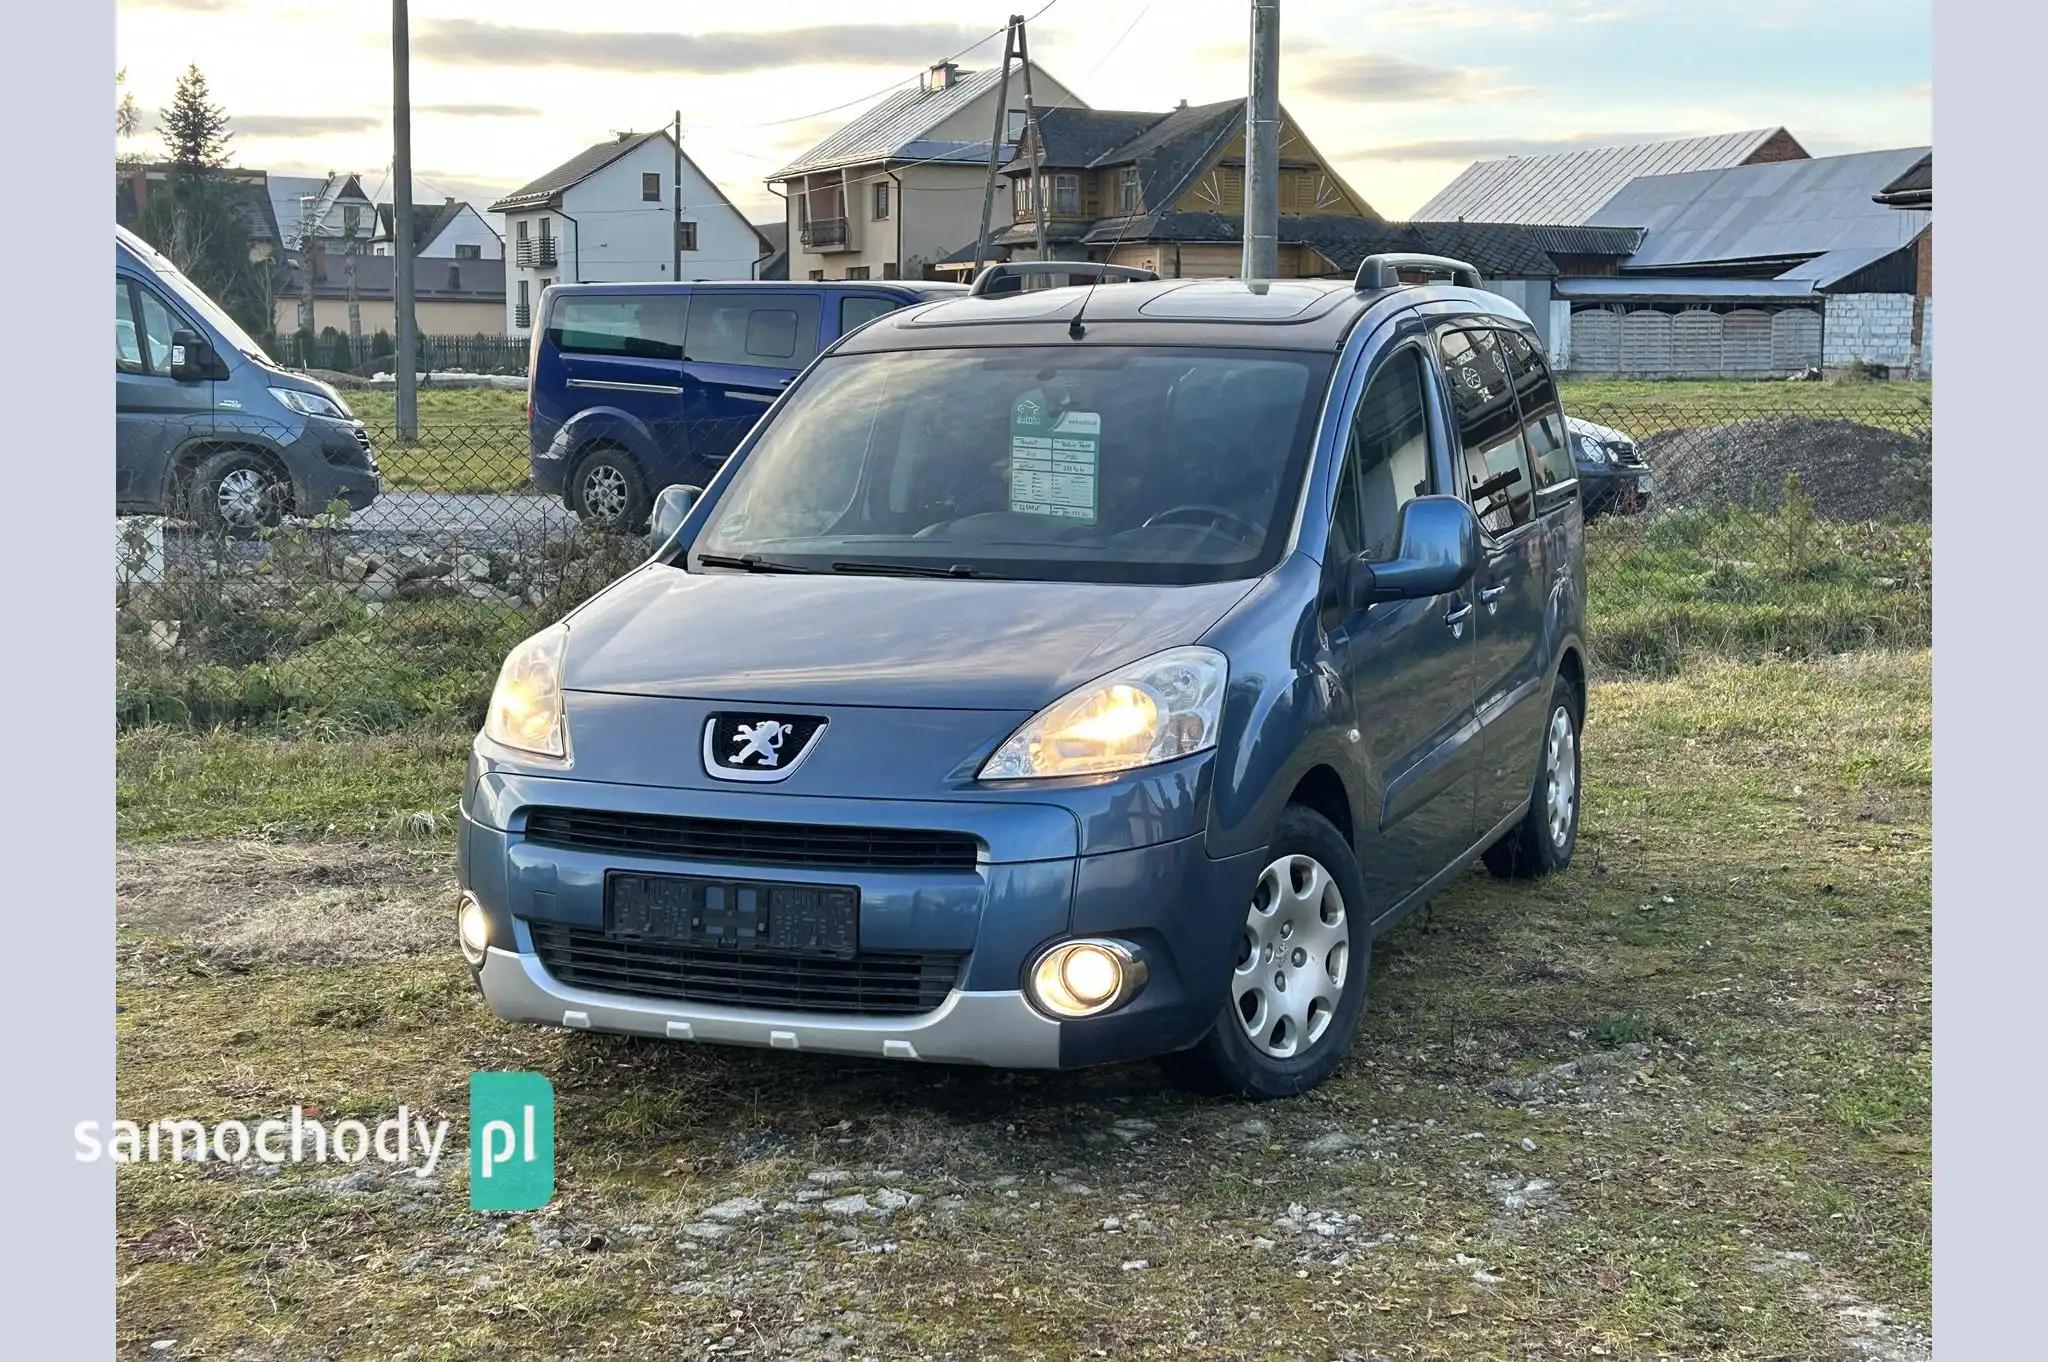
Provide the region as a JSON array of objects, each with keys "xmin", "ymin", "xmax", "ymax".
[
  {"xmin": 1479, "ymin": 584, "xmax": 1507, "ymax": 602},
  {"xmin": 1443, "ymin": 602, "xmax": 1473, "ymax": 628}
]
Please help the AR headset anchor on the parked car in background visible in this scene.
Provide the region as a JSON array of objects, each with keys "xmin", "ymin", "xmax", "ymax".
[
  {"xmin": 116, "ymin": 226, "xmax": 379, "ymax": 533},
  {"xmin": 459, "ymin": 258, "xmax": 1588, "ymax": 1099},
  {"xmin": 527, "ymin": 280, "xmax": 966, "ymax": 532},
  {"xmin": 1566, "ymin": 415, "xmax": 1654, "ymax": 517}
]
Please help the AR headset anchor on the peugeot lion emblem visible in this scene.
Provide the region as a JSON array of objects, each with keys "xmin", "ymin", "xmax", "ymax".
[{"xmin": 703, "ymin": 713, "xmax": 827, "ymax": 782}]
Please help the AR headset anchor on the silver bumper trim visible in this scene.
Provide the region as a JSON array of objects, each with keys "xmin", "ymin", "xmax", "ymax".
[{"xmin": 477, "ymin": 947, "xmax": 1062, "ymax": 1068}]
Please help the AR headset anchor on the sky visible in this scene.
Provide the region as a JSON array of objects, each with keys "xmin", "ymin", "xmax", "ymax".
[{"xmin": 115, "ymin": 0, "xmax": 1932, "ymax": 227}]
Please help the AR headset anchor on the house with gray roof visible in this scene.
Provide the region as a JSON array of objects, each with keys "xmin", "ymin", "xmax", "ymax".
[
  {"xmin": 768, "ymin": 61, "xmax": 1081, "ymax": 282},
  {"xmin": 492, "ymin": 129, "xmax": 769, "ymax": 333},
  {"xmin": 370, "ymin": 198, "xmax": 502, "ymax": 261},
  {"xmin": 268, "ymin": 172, "xmax": 376, "ymax": 251},
  {"xmin": 1567, "ymin": 146, "xmax": 1933, "ymax": 376},
  {"xmin": 1414, "ymin": 128, "xmax": 1809, "ymax": 226}
]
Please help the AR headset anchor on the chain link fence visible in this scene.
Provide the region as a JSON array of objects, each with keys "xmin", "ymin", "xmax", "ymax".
[{"xmin": 115, "ymin": 393, "xmax": 1931, "ymax": 730}]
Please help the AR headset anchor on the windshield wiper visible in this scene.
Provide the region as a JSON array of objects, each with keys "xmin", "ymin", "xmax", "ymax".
[
  {"xmin": 693, "ymin": 552, "xmax": 815, "ymax": 574},
  {"xmin": 830, "ymin": 559, "xmax": 1003, "ymax": 580}
]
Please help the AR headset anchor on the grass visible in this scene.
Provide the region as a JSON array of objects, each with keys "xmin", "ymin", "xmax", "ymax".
[
  {"xmin": 114, "ymin": 650, "xmax": 1931, "ymax": 1358},
  {"xmin": 347, "ymin": 384, "xmax": 529, "ymax": 492},
  {"xmin": 1561, "ymin": 378, "xmax": 1932, "ymax": 438}
]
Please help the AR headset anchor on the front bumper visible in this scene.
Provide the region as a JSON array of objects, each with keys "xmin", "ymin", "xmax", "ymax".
[
  {"xmin": 478, "ymin": 942, "xmax": 1060, "ymax": 1066},
  {"xmin": 292, "ymin": 422, "xmax": 381, "ymax": 512},
  {"xmin": 460, "ymin": 764, "xmax": 1261, "ymax": 1069},
  {"xmin": 1580, "ymin": 465, "xmax": 1653, "ymax": 515}
]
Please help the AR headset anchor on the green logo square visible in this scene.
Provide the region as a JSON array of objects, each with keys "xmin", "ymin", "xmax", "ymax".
[{"xmin": 469, "ymin": 1071, "xmax": 554, "ymax": 1211}]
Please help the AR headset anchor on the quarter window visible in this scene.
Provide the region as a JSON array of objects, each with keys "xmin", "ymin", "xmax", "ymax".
[
  {"xmin": 545, "ymin": 296, "xmax": 688, "ymax": 361},
  {"xmin": 841, "ymin": 296, "xmax": 898, "ymax": 333},
  {"xmin": 1496, "ymin": 328, "xmax": 1574, "ymax": 500},
  {"xmin": 1438, "ymin": 327, "xmax": 1533, "ymax": 534},
  {"xmin": 1332, "ymin": 348, "xmax": 1433, "ymax": 565},
  {"xmin": 685, "ymin": 295, "xmax": 821, "ymax": 367},
  {"xmin": 133, "ymin": 285, "xmax": 180, "ymax": 375}
]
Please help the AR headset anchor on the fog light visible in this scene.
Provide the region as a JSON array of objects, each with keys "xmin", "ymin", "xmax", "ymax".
[
  {"xmin": 1027, "ymin": 939, "xmax": 1146, "ymax": 1018},
  {"xmin": 457, "ymin": 893, "xmax": 491, "ymax": 967}
]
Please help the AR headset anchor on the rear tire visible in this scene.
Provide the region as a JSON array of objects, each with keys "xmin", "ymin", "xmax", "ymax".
[
  {"xmin": 188, "ymin": 448, "xmax": 290, "ymax": 536},
  {"xmin": 569, "ymin": 446, "xmax": 650, "ymax": 534},
  {"xmin": 1482, "ymin": 676, "xmax": 1582, "ymax": 879},
  {"xmin": 1163, "ymin": 806, "xmax": 1372, "ymax": 1100}
]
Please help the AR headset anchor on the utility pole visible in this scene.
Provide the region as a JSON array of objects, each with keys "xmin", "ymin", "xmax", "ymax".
[
  {"xmin": 296, "ymin": 195, "xmax": 316, "ymax": 341},
  {"xmin": 1242, "ymin": 0, "xmax": 1281, "ymax": 280},
  {"xmin": 392, "ymin": 0, "xmax": 418, "ymax": 440},
  {"xmin": 1013, "ymin": 19, "xmax": 1049, "ymax": 263},
  {"xmin": 672, "ymin": 110, "xmax": 683, "ymax": 280},
  {"xmin": 973, "ymin": 18, "xmax": 1020, "ymax": 274}
]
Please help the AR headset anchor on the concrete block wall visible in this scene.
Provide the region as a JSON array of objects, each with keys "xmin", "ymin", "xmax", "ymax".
[{"xmin": 1824, "ymin": 293, "xmax": 1917, "ymax": 369}]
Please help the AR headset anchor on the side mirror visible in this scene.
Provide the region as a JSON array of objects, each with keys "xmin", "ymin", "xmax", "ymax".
[
  {"xmin": 649, "ymin": 483, "xmax": 703, "ymax": 547},
  {"xmin": 1348, "ymin": 495, "xmax": 1480, "ymax": 606},
  {"xmin": 169, "ymin": 328, "xmax": 215, "ymax": 383}
]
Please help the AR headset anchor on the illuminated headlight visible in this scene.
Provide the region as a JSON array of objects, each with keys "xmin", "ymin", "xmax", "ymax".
[
  {"xmin": 270, "ymin": 386, "xmax": 352, "ymax": 420},
  {"xmin": 1028, "ymin": 939, "xmax": 1146, "ymax": 1018},
  {"xmin": 981, "ymin": 646, "xmax": 1226, "ymax": 781},
  {"xmin": 484, "ymin": 625, "xmax": 569, "ymax": 759},
  {"xmin": 457, "ymin": 892, "xmax": 491, "ymax": 966}
]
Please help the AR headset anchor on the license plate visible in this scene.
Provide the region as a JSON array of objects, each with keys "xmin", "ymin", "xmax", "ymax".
[
  {"xmin": 1638, "ymin": 472, "xmax": 1656, "ymax": 493},
  {"xmin": 606, "ymin": 872, "xmax": 857, "ymax": 956}
]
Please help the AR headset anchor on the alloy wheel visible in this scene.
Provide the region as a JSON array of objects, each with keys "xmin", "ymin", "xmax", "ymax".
[
  {"xmin": 1235, "ymin": 853, "xmax": 1348, "ymax": 1059},
  {"xmin": 1545, "ymin": 704, "xmax": 1577, "ymax": 848},
  {"xmin": 582, "ymin": 464, "xmax": 629, "ymax": 524},
  {"xmin": 215, "ymin": 466, "xmax": 278, "ymax": 529}
]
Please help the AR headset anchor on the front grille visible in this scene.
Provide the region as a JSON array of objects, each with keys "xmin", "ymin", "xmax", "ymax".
[
  {"xmin": 1609, "ymin": 441, "xmax": 1646, "ymax": 467},
  {"xmin": 521, "ymin": 807, "xmax": 981, "ymax": 872},
  {"xmin": 529, "ymin": 923, "xmax": 962, "ymax": 1014}
]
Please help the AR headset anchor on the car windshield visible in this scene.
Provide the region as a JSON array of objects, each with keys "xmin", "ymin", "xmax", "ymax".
[{"xmin": 690, "ymin": 345, "xmax": 1332, "ymax": 585}]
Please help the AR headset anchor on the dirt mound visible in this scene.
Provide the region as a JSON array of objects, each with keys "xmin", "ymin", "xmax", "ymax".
[{"xmin": 1638, "ymin": 416, "xmax": 1931, "ymax": 522}]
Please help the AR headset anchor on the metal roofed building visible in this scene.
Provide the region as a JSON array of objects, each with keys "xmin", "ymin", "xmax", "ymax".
[
  {"xmin": 1414, "ymin": 128, "xmax": 1809, "ymax": 226},
  {"xmin": 768, "ymin": 61, "xmax": 1083, "ymax": 283},
  {"xmin": 1568, "ymin": 146, "xmax": 1934, "ymax": 377}
]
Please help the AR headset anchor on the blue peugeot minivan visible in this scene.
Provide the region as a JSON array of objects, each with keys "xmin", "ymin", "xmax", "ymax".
[
  {"xmin": 116, "ymin": 226, "xmax": 379, "ymax": 532},
  {"xmin": 527, "ymin": 280, "xmax": 965, "ymax": 532},
  {"xmin": 462, "ymin": 258, "xmax": 1586, "ymax": 1097}
]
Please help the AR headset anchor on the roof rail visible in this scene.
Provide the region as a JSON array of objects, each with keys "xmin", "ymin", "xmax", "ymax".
[
  {"xmin": 1354, "ymin": 253, "xmax": 1481, "ymax": 292},
  {"xmin": 969, "ymin": 261, "xmax": 1160, "ymax": 298}
]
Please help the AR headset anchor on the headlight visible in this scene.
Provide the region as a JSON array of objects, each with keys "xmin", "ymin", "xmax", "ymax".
[
  {"xmin": 484, "ymin": 626, "xmax": 569, "ymax": 759},
  {"xmin": 1576, "ymin": 433, "xmax": 1612, "ymax": 464},
  {"xmin": 270, "ymin": 386, "xmax": 352, "ymax": 420},
  {"xmin": 980, "ymin": 646, "xmax": 1226, "ymax": 781}
]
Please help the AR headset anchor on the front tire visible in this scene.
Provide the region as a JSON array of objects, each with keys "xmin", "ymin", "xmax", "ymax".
[
  {"xmin": 1482, "ymin": 677, "xmax": 1582, "ymax": 879},
  {"xmin": 188, "ymin": 449, "xmax": 289, "ymax": 535},
  {"xmin": 568, "ymin": 446, "xmax": 650, "ymax": 534},
  {"xmin": 1163, "ymin": 806, "xmax": 1372, "ymax": 1100}
]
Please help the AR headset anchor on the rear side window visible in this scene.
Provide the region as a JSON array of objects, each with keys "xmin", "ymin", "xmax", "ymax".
[
  {"xmin": 1497, "ymin": 328, "xmax": 1574, "ymax": 501},
  {"xmin": 1332, "ymin": 348, "xmax": 1434, "ymax": 564},
  {"xmin": 1438, "ymin": 326, "xmax": 1533, "ymax": 535},
  {"xmin": 687, "ymin": 295, "xmax": 822, "ymax": 367},
  {"xmin": 546, "ymin": 296, "xmax": 687, "ymax": 362},
  {"xmin": 840, "ymin": 295, "xmax": 899, "ymax": 334}
]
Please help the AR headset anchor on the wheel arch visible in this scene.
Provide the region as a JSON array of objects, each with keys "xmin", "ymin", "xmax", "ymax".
[{"xmin": 164, "ymin": 436, "xmax": 296, "ymax": 514}]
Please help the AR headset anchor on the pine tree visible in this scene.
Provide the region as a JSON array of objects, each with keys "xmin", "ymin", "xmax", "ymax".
[{"xmin": 161, "ymin": 65, "xmax": 233, "ymax": 176}]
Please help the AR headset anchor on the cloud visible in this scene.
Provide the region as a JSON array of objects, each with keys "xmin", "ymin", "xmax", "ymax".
[
  {"xmin": 417, "ymin": 103, "xmax": 542, "ymax": 118},
  {"xmin": 228, "ymin": 113, "xmax": 383, "ymax": 137},
  {"xmin": 415, "ymin": 19, "xmax": 989, "ymax": 74},
  {"xmin": 1346, "ymin": 131, "xmax": 1678, "ymax": 162},
  {"xmin": 1297, "ymin": 53, "xmax": 1524, "ymax": 103},
  {"xmin": 124, "ymin": 0, "xmax": 237, "ymax": 10},
  {"xmin": 1365, "ymin": 0, "xmax": 1630, "ymax": 28}
]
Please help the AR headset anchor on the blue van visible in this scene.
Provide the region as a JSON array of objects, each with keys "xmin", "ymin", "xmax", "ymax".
[
  {"xmin": 527, "ymin": 280, "xmax": 965, "ymax": 531},
  {"xmin": 116, "ymin": 225, "xmax": 379, "ymax": 532},
  {"xmin": 460, "ymin": 259, "xmax": 1588, "ymax": 1098}
]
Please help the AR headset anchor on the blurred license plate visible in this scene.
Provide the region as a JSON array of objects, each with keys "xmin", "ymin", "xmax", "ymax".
[{"xmin": 606, "ymin": 872, "xmax": 857, "ymax": 956}]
